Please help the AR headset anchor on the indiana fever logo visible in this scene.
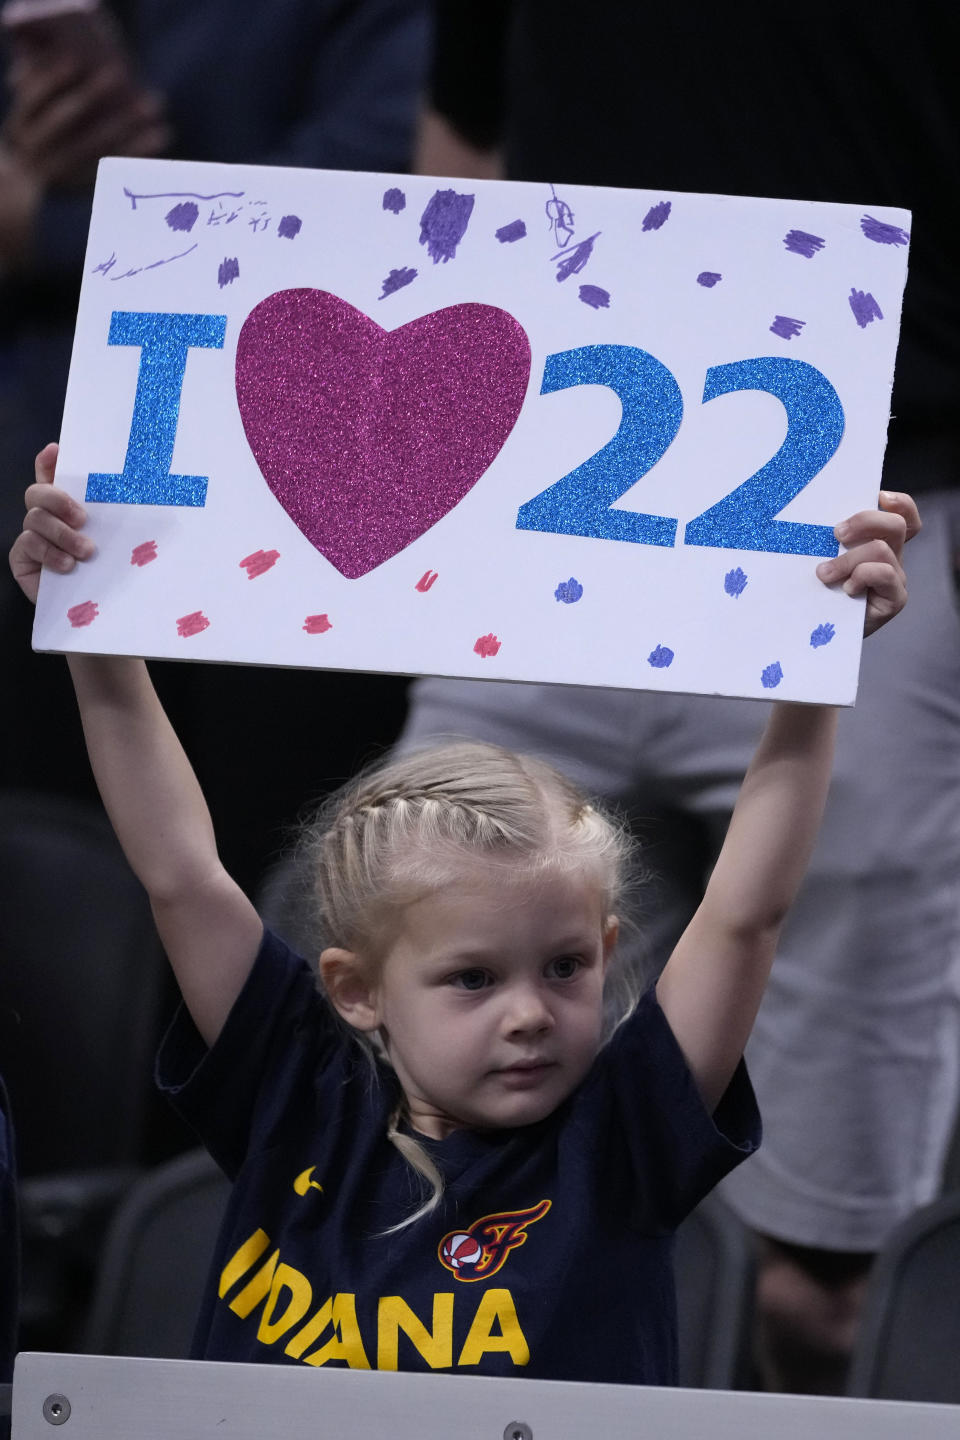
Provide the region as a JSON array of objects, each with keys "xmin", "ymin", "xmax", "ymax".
[{"xmin": 438, "ymin": 1200, "xmax": 551, "ymax": 1282}]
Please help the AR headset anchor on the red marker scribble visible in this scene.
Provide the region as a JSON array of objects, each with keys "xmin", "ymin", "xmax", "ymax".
[
  {"xmin": 131, "ymin": 540, "xmax": 158, "ymax": 567},
  {"xmin": 474, "ymin": 633, "xmax": 501, "ymax": 658},
  {"xmin": 177, "ymin": 611, "xmax": 210, "ymax": 638},
  {"xmin": 303, "ymin": 614, "xmax": 333, "ymax": 634},
  {"xmin": 416, "ymin": 569, "xmax": 439, "ymax": 593},
  {"xmin": 67, "ymin": 600, "xmax": 99, "ymax": 628},
  {"xmin": 240, "ymin": 549, "xmax": 281, "ymax": 579}
]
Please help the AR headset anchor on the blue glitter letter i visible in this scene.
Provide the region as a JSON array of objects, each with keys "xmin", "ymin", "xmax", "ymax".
[{"xmin": 86, "ymin": 311, "xmax": 227, "ymax": 506}]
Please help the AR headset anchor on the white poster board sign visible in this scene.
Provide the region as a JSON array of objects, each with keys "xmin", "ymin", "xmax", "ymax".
[{"xmin": 33, "ymin": 158, "xmax": 910, "ymax": 704}]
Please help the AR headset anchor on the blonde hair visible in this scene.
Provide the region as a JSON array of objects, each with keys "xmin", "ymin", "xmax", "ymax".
[{"xmin": 297, "ymin": 741, "xmax": 640, "ymax": 1230}]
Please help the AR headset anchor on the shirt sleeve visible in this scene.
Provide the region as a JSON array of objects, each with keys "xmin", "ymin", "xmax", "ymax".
[
  {"xmin": 584, "ymin": 989, "xmax": 761, "ymax": 1232},
  {"xmin": 155, "ymin": 929, "xmax": 344, "ymax": 1178},
  {"xmin": 429, "ymin": 0, "xmax": 511, "ymax": 148}
]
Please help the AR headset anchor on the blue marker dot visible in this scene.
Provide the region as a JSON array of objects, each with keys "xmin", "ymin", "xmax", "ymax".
[
  {"xmin": 761, "ymin": 661, "xmax": 784, "ymax": 689},
  {"xmin": 810, "ymin": 622, "xmax": 836, "ymax": 648},
  {"xmin": 724, "ymin": 566, "xmax": 748, "ymax": 598},
  {"xmin": 554, "ymin": 577, "xmax": 583, "ymax": 604},
  {"xmin": 648, "ymin": 644, "xmax": 674, "ymax": 669}
]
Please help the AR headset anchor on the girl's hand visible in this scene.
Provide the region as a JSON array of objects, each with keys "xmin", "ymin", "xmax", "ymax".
[
  {"xmin": 816, "ymin": 491, "xmax": 921, "ymax": 637},
  {"xmin": 9, "ymin": 443, "xmax": 95, "ymax": 605}
]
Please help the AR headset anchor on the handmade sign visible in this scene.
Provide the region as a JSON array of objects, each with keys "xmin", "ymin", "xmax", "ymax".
[{"xmin": 33, "ymin": 157, "xmax": 911, "ymax": 703}]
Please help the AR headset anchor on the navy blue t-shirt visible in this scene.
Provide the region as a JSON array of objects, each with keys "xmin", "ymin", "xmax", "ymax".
[{"xmin": 158, "ymin": 930, "xmax": 759, "ymax": 1383}]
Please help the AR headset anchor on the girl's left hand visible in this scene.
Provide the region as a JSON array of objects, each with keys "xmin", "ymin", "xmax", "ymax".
[{"xmin": 815, "ymin": 491, "xmax": 921, "ymax": 637}]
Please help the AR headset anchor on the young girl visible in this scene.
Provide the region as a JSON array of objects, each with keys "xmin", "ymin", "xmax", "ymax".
[{"xmin": 10, "ymin": 443, "xmax": 916, "ymax": 1384}]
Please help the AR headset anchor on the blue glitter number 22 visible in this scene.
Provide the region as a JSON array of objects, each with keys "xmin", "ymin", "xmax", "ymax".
[
  {"xmin": 516, "ymin": 345, "xmax": 683, "ymax": 546},
  {"xmin": 684, "ymin": 357, "xmax": 844, "ymax": 557}
]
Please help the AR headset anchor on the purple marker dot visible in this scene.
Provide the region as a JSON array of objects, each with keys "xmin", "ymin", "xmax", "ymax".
[
  {"xmin": 496, "ymin": 219, "xmax": 526, "ymax": 243},
  {"xmin": 554, "ymin": 577, "xmax": 583, "ymax": 604},
  {"xmin": 647, "ymin": 644, "xmax": 675, "ymax": 669},
  {"xmin": 419, "ymin": 188, "xmax": 475, "ymax": 263},
  {"xmin": 724, "ymin": 567, "xmax": 748, "ymax": 598},
  {"xmin": 697, "ymin": 271, "xmax": 722, "ymax": 287},
  {"xmin": 784, "ymin": 229, "xmax": 825, "ymax": 259},
  {"xmin": 277, "ymin": 214, "xmax": 302, "ymax": 240},
  {"xmin": 849, "ymin": 288, "xmax": 883, "ymax": 329},
  {"xmin": 217, "ymin": 256, "xmax": 239, "ymax": 288},
  {"xmin": 165, "ymin": 201, "xmax": 199, "ymax": 233},
  {"xmin": 642, "ymin": 201, "xmax": 671, "ymax": 232},
  {"xmin": 761, "ymin": 661, "xmax": 784, "ymax": 689},
  {"xmin": 770, "ymin": 315, "xmax": 806, "ymax": 340},
  {"xmin": 861, "ymin": 214, "xmax": 909, "ymax": 246},
  {"xmin": 382, "ymin": 188, "xmax": 406, "ymax": 215},
  {"xmin": 810, "ymin": 622, "xmax": 836, "ymax": 648},
  {"xmin": 579, "ymin": 284, "xmax": 610, "ymax": 309},
  {"xmin": 379, "ymin": 266, "xmax": 417, "ymax": 299}
]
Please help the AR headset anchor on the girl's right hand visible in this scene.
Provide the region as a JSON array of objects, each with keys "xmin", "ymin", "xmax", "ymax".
[{"xmin": 9, "ymin": 443, "xmax": 95, "ymax": 605}]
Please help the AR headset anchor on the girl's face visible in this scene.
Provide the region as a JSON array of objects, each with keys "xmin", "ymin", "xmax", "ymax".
[{"xmin": 354, "ymin": 863, "xmax": 617, "ymax": 1139}]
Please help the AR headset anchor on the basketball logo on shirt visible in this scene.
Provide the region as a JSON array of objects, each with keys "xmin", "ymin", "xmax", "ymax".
[{"xmin": 438, "ymin": 1200, "xmax": 551, "ymax": 1282}]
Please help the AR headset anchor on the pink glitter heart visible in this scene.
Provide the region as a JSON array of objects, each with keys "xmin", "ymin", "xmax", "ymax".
[{"xmin": 235, "ymin": 289, "xmax": 531, "ymax": 579}]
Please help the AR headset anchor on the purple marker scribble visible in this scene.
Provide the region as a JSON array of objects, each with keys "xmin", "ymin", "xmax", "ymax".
[
  {"xmin": 697, "ymin": 271, "xmax": 722, "ymax": 287},
  {"xmin": 382, "ymin": 188, "xmax": 406, "ymax": 214},
  {"xmin": 552, "ymin": 232, "xmax": 599, "ymax": 282},
  {"xmin": 647, "ymin": 644, "xmax": 675, "ymax": 669},
  {"xmin": 496, "ymin": 219, "xmax": 527, "ymax": 243},
  {"xmin": 124, "ymin": 186, "xmax": 244, "ymax": 211},
  {"xmin": 770, "ymin": 315, "xmax": 806, "ymax": 340},
  {"xmin": 642, "ymin": 201, "xmax": 671, "ymax": 232},
  {"xmin": 554, "ymin": 577, "xmax": 583, "ymax": 604},
  {"xmin": 107, "ymin": 242, "xmax": 198, "ymax": 280},
  {"xmin": 379, "ymin": 266, "xmax": 417, "ymax": 299},
  {"xmin": 546, "ymin": 184, "xmax": 575, "ymax": 248},
  {"xmin": 861, "ymin": 214, "xmax": 909, "ymax": 246},
  {"xmin": 784, "ymin": 229, "xmax": 825, "ymax": 259},
  {"xmin": 579, "ymin": 284, "xmax": 610, "ymax": 309},
  {"xmin": 166, "ymin": 201, "xmax": 199, "ymax": 233},
  {"xmin": 761, "ymin": 661, "xmax": 784, "ymax": 689},
  {"xmin": 277, "ymin": 215, "xmax": 302, "ymax": 240},
  {"xmin": 218, "ymin": 257, "xmax": 240, "ymax": 288},
  {"xmin": 810, "ymin": 622, "xmax": 836, "ymax": 648},
  {"xmin": 724, "ymin": 567, "xmax": 748, "ymax": 598},
  {"xmin": 419, "ymin": 189, "xmax": 475, "ymax": 263},
  {"xmin": 91, "ymin": 252, "xmax": 117, "ymax": 276},
  {"xmin": 849, "ymin": 288, "xmax": 883, "ymax": 328}
]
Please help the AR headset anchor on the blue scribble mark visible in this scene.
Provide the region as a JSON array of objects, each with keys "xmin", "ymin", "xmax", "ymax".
[
  {"xmin": 724, "ymin": 567, "xmax": 748, "ymax": 598},
  {"xmin": 546, "ymin": 184, "xmax": 575, "ymax": 248},
  {"xmin": 554, "ymin": 577, "xmax": 583, "ymax": 604},
  {"xmin": 697, "ymin": 271, "xmax": 722, "ymax": 287},
  {"xmin": 217, "ymin": 257, "xmax": 239, "ymax": 288},
  {"xmin": 277, "ymin": 215, "xmax": 302, "ymax": 240},
  {"xmin": 849, "ymin": 289, "xmax": 883, "ymax": 328},
  {"xmin": 784, "ymin": 229, "xmax": 825, "ymax": 258},
  {"xmin": 552, "ymin": 232, "xmax": 599, "ymax": 282},
  {"xmin": 642, "ymin": 201, "xmax": 671, "ymax": 232},
  {"xmin": 124, "ymin": 186, "xmax": 244, "ymax": 211},
  {"xmin": 579, "ymin": 284, "xmax": 610, "ymax": 309},
  {"xmin": 166, "ymin": 201, "xmax": 199, "ymax": 233},
  {"xmin": 419, "ymin": 189, "xmax": 475, "ymax": 263},
  {"xmin": 770, "ymin": 315, "xmax": 806, "ymax": 340},
  {"xmin": 648, "ymin": 644, "xmax": 675, "ymax": 669},
  {"xmin": 810, "ymin": 622, "xmax": 836, "ymax": 648},
  {"xmin": 379, "ymin": 266, "xmax": 417, "ymax": 299},
  {"xmin": 496, "ymin": 219, "xmax": 527, "ymax": 243},
  {"xmin": 382, "ymin": 188, "xmax": 406, "ymax": 214},
  {"xmin": 861, "ymin": 214, "xmax": 909, "ymax": 246},
  {"xmin": 761, "ymin": 661, "xmax": 784, "ymax": 689}
]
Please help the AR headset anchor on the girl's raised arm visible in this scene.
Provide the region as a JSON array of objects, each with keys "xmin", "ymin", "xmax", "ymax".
[
  {"xmin": 655, "ymin": 493, "xmax": 919, "ymax": 1112},
  {"xmin": 10, "ymin": 445, "xmax": 263, "ymax": 1046}
]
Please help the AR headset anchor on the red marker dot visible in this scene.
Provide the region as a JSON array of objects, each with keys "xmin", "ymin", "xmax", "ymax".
[
  {"xmin": 176, "ymin": 611, "xmax": 210, "ymax": 638},
  {"xmin": 67, "ymin": 600, "xmax": 99, "ymax": 628},
  {"xmin": 474, "ymin": 632, "xmax": 501, "ymax": 658},
  {"xmin": 303, "ymin": 614, "xmax": 332, "ymax": 634},
  {"xmin": 415, "ymin": 569, "xmax": 439, "ymax": 593},
  {"xmin": 131, "ymin": 540, "xmax": 158, "ymax": 567},
  {"xmin": 240, "ymin": 549, "xmax": 280, "ymax": 579}
]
